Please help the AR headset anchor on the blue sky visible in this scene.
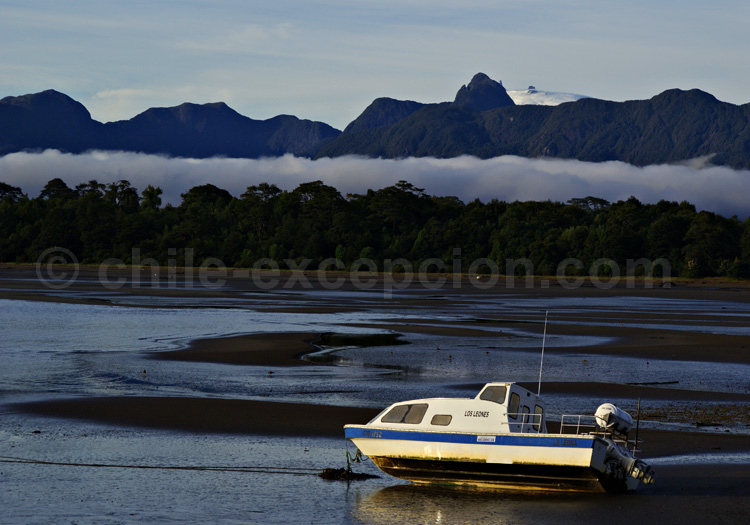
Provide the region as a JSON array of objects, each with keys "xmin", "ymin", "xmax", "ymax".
[{"xmin": 2, "ymin": 1, "xmax": 749, "ymax": 129}]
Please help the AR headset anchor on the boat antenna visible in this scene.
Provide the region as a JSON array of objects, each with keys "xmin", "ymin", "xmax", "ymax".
[{"xmin": 537, "ymin": 310, "xmax": 548, "ymax": 396}]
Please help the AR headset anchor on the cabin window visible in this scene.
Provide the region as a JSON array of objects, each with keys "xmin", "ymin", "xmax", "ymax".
[
  {"xmin": 404, "ymin": 404, "xmax": 428, "ymax": 424},
  {"xmin": 522, "ymin": 406, "xmax": 531, "ymax": 429},
  {"xmin": 431, "ymin": 414, "xmax": 452, "ymax": 426},
  {"xmin": 533, "ymin": 405, "xmax": 544, "ymax": 431},
  {"xmin": 508, "ymin": 392, "xmax": 520, "ymax": 419},
  {"xmin": 381, "ymin": 405, "xmax": 408, "ymax": 423},
  {"xmin": 381, "ymin": 403, "xmax": 429, "ymax": 424},
  {"xmin": 479, "ymin": 385, "xmax": 507, "ymax": 404}
]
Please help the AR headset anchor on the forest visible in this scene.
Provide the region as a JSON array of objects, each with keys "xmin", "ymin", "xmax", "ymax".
[{"xmin": 1, "ymin": 178, "xmax": 749, "ymax": 279}]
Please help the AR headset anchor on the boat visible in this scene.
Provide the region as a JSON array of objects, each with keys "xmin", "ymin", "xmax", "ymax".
[{"xmin": 344, "ymin": 382, "xmax": 655, "ymax": 493}]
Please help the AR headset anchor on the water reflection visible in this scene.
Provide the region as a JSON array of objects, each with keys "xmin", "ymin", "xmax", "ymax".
[{"xmin": 349, "ymin": 483, "xmax": 602, "ymax": 525}]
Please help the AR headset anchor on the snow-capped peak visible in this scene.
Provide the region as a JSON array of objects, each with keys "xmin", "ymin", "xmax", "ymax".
[{"xmin": 507, "ymin": 86, "xmax": 588, "ymax": 106}]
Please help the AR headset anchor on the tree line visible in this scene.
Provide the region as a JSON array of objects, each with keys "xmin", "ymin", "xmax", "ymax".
[{"xmin": 1, "ymin": 178, "xmax": 749, "ymax": 278}]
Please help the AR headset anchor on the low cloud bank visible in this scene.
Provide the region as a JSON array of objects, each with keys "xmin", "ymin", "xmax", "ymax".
[{"xmin": 1, "ymin": 150, "xmax": 748, "ymax": 218}]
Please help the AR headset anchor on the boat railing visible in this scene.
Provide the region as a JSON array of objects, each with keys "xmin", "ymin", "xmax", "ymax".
[
  {"xmin": 559, "ymin": 414, "xmax": 598, "ymax": 435},
  {"xmin": 507, "ymin": 412, "xmax": 544, "ymax": 433},
  {"xmin": 559, "ymin": 414, "xmax": 644, "ymax": 454}
]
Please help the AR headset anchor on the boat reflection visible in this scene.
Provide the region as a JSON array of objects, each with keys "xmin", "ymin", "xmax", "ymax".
[{"xmin": 348, "ymin": 483, "xmax": 597, "ymax": 524}]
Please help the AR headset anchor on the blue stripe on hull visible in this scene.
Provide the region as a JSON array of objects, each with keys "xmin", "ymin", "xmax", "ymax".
[{"xmin": 345, "ymin": 426, "xmax": 595, "ymax": 449}]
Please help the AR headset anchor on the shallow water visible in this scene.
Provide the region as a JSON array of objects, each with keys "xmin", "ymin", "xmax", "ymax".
[
  {"xmin": 649, "ymin": 452, "xmax": 750, "ymax": 465},
  {"xmin": 2, "ymin": 289, "xmax": 749, "ymax": 523},
  {"xmin": 3, "ymin": 416, "xmax": 747, "ymax": 525},
  {"xmin": 1, "ymin": 419, "xmax": 383, "ymax": 524}
]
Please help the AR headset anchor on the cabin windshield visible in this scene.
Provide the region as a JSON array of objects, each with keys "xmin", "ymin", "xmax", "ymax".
[
  {"xmin": 381, "ymin": 403, "xmax": 429, "ymax": 424},
  {"xmin": 479, "ymin": 385, "xmax": 507, "ymax": 404}
]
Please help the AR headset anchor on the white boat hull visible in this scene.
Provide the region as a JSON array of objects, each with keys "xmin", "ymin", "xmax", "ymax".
[
  {"xmin": 343, "ymin": 382, "xmax": 653, "ymax": 493},
  {"xmin": 345, "ymin": 425, "xmax": 633, "ymax": 492}
]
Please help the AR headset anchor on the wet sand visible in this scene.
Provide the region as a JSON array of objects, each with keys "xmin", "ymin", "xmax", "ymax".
[
  {"xmin": 6, "ymin": 265, "xmax": 750, "ymax": 432},
  {"xmin": 15, "ymin": 328, "xmax": 750, "ymax": 460},
  {"xmin": 17, "ymin": 396, "xmax": 380, "ymax": 437},
  {"xmin": 152, "ymin": 332, "xmax": 323, "ymax": 367},
  {"xmin": 4, "ymin": 265, "xmax": 750, "ymax": 519}
]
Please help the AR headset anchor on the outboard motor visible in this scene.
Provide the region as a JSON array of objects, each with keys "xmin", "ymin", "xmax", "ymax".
[
  {"xmin": 595, "ymin": 403, "xmax": 634, "ymax": 435},
  {"xmin": 592, "ymin": 403, "xmax": 655, "ymax": 491},
  {"xmin": 599, "ymin": 439, "xmax": 656, "ymax": 491}
]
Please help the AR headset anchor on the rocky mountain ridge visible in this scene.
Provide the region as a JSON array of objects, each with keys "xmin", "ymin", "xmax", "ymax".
[{"xmin": 2, "ymin": 74, "xmax": 749, "ymax": 169}]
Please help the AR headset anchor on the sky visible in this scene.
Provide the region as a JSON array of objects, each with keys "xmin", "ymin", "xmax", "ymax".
[{"xmin": 2, "ymin": 1, "xmax": 749, "ymax": 129}]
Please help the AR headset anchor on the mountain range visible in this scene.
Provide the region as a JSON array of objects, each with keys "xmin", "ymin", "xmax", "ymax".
[{"xmin": 2, "ymin": 73, "xmax": 750, "ymax": 169}]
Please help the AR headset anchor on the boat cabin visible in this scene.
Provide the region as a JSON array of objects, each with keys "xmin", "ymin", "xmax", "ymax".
[{"xmin": 368, "ymin": 382, "xmax": 546, "ymax": 434}]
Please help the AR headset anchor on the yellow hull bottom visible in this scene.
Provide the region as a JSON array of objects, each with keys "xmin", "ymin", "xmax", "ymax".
[{"xmin": 371, "ymin": 456, "xmax": 611, "ymax": 493}]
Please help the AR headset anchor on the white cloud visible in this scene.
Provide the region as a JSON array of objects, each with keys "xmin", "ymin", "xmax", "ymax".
[{"xmin": 1, "ymin": 150, "xmax": 748, "ymax": 218}]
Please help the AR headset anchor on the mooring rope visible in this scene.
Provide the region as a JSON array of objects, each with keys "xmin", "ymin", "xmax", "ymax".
[{"xmin": 0, "ymin": 455, "xmax": 321, "ymax": 476}]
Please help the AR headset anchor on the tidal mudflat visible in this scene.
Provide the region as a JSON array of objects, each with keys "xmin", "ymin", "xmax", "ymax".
[{"xmin": 2, "ymin": 266, "xmax": 749, "ymax": 523}]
